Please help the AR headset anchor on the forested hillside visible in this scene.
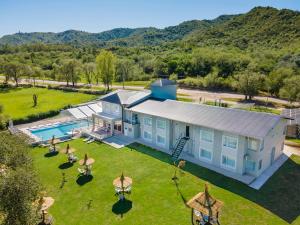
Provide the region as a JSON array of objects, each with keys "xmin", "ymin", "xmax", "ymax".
[{"xmin": 0, "ymin": 7, "xmax": 299, "ymax": 102}]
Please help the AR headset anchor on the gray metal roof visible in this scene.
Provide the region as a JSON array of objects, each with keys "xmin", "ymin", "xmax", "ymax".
[
  {"xmin": 281, "ymin": 108, "xmax": 300, "ymax": 125},
  {"xmin": 129, "ymin": 99, "xmax": 283, "ymax": 139},
  {"xmin": 99, "ymin": 90, "xmax": 151, "ymax": 106},
  {"xmin": 151, "ymin": 79, "xmax": 176, "ymax": 87}
]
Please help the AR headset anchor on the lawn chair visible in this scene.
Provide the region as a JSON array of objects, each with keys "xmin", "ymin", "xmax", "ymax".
[
  {"xmin": 78, "ymin": 168, "xmax": 85, "ymax": 175},
  {"xmin": 68, "ymin": 154, "xmax": 78, "ymax": 163},
  {"xmin": 49, "ymin": 146, "xmax": 56, "ymax": 153},
  {"xmin": 87, "ymin": 138, "xmax": 95, "ymax": 144},
  {"xmin": 83, "ymin": 136, "xmax": 91, "ymax": 142}
]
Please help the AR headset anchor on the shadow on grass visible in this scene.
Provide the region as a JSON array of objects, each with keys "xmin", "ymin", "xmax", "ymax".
[
  {"xmin": 76, "ymin": 175, "xmax": 93, "ymax": 186},
  {"xmin": 112, "ymin": 199, "xmax": 132, "ymax": 217},
  {"xmin": 44, "ymin": 151, "xmax": 59, "ymax": 157},
  {"xmin": 129, "ymin": 143, "xmax": 300, "ymax": 223},
  {"xmin": 58, "ymin": 162, "xmax": 73, "ymax": 169}
]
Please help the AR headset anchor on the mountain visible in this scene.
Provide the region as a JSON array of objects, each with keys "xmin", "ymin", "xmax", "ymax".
[
  {"xmin": 0, "ymin": 7, "xmax": 299, "ymax": 48},
  {"xmin": 186, "ymin": 7, "xmax": 300, "ymax": 49},
  {"xmin": 0, "ymin": 15, "xmax": 236, "ymax": 46}
]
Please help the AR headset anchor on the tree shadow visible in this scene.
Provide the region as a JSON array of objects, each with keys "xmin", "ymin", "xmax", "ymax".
[
  {"xmin": 129, "ymin": 143, "xmax": 300, "ymax": 223},
  {"xmin": 76, "ymin": 175, "xmax": 93, "ymax": 186},
  {"xmin": 173, "ymin": 179, "xmax": 188, "ymax": 206},
  {"xmin": 112, "ymin": 199, "xmax": 132, "ymax": 217},
  {"xmin": 58, "ymin": 162, "xmax": 73, "ymax": 169},
  {"xmin": 44, "ymin": 151, "xmax": 59, "ymax": 157}
]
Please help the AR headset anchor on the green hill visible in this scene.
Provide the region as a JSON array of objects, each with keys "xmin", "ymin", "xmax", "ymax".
[{"xmin": 0, "ymin": 7, "xmax": 299, "ymax": 49}]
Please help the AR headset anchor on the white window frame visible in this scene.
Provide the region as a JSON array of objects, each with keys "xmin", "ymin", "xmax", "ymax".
[
  {"xmin": 199, "ymin": 147, "xmax": 212, "ymax": 162},
  {"xmin": 156, "ymin": 119, "xmax": 166, "ymax": 130},
  {"xmin": 247, "ymin": 138, "xmax": 258, "ymax": 151},
  {"xmin": 221, "ymin": 155, "xmax": 236, "ymax": 170},
  {"xmin": 156, "ymin": 134, "xmax": 166, "ymax": 147},
  {"xmin": 143, "ymin": 130, "xmax": 152, "ymax": 142},
  {"xmin": 222, "ymin": 135, "xmax": 238, "ymax": 150},
  {"xmin": 245, "ymin": 159, "xmax": 256, "ymax": 172},
  {"xmin": 144, "ymin": 116, "xmax": 152, "ymax": 126},
  {"xmin": 200, "ymin": 129, "xmax": 214, "ymax": 143}
]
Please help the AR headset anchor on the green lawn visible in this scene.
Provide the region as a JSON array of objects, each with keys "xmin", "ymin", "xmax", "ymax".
[
  {"xmin": 112, "ymin": 81, "xmax": 149, "ymax": 87},
  {"xmin": 30, "ymin": 139, "xmax": 300, "ymax": 225},
  {"xmin": 177, "ymin": 97, "xmax": 194, "ymax": 102},
  {"xmin": 287, "ymin": 138, "xmax": 300, "ymax": 144},
  {"xmin": 0, "ymin": 87, "xmax": 97, "ymax": 119}
]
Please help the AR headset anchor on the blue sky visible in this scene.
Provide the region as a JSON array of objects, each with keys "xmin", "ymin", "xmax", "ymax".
[{"xmin": 0, "ymin": 0, "xmax": 299, "ymax": 37}]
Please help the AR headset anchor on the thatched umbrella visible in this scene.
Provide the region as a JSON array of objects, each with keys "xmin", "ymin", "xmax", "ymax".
[
  {"xmin": 39, "ymin": 196, "xmax": 55, "ymax": 223},
  {"xmin": 48, "ymin": 135, "xmax": 60, "ymax": 150},
  {"xmin": 113, "ymin": 173, "xmax": 132, "ymax": 194},
  {"xmin": 60, "ymin": 144, "xmax": 76, "ymax": 154},
  {"xmin": 187, "ymin": 184, "xmax": 223, "ymax": 225},
  {"xmin": 79, "ymin": 154, "xmax": 95, "ymax": 166}
]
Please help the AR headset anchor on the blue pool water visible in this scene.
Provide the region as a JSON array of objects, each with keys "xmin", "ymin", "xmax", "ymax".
[{"xmin": 30, "ymin": 120, "xmax": 89, "ymax": 141}]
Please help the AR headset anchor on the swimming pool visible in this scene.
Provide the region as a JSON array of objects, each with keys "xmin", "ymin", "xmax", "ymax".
[{"xmin": 30, "ymin": 120, "xmax": 90, "ymax": 141}]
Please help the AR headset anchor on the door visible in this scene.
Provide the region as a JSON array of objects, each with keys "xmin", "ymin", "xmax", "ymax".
[
  {"xmin": 270, "ymin": 147, "xmax": 275, "ymax": 165},
  {"xmin": 186, "ymin": 125, "xmax": 190, "ymax": 138}
]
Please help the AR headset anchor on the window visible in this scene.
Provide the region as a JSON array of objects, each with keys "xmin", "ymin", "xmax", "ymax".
[
  {"xmin": 245, "ymin": 160, "xmax": 256, "ymax": 172},
  {"xmin": 111, "ymin": 104, "xmax": 120, "ymax": 115},
  {"xmin": 144, "ymin": 117, "xmax": 152, "ymax": 126},
  {"xmin": 156, "ymin": 135, "xmax": 166, "ymax": 146},
  {"xmin": 200, "ymin": 148, "xmax": 212, "ymax": 161},
  {"xmin": 156, "ymin": 119, "xmax": 166, "ymax": 130},
  {"xmin": 258, "ymin": 160, "xmax": 262, "ymax": 170},
  {"xmin": 260, "ymin": 140, "xmax": 264, "ymax": 152},
  {"xmin": 201, "ymin": 130, "xmax": 213, "ymax": 143},
  {"xmin": 223, "ymin": 135, "xmax": 238, "ymax": 149},
  {"xmin": 143, "ymin": 131, "xmax": 152, "ymax": 141},
  {"xmin": 248, "ymin": 138, "xmax": 258, "ymax": 151},
  {"xmin": 222, "ymin": 155, "xmax": 236, "ymax": 169}
]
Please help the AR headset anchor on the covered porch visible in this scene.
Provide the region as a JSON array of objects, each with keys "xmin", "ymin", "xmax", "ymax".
[{"xmin": 91, "ymin": 112, "xmax": 123, "ymax": 139}]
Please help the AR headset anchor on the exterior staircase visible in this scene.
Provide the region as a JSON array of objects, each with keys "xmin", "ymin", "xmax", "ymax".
[{"xmin": 171, "ymin": 137, "xmax": 189, "ymax": 161}]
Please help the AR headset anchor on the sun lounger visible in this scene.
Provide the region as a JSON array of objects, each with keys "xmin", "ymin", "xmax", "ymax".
[
  {"xmin": 83, "ymin": 137, "xmax": 92, "ymax": 142},
  {"xmin": 87, "ymin": 138, "xmax": 95, "ymax": 144}
]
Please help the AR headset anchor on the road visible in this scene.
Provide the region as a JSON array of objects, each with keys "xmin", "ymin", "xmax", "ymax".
[{"xmin": 0, "ymin": 76, "xmax": 296, "ymax": 107}]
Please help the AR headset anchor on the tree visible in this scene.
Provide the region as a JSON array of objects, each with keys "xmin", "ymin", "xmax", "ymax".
[
  {"xmin": 59, "ymin": 60, "xmax": 80, "ymax": 87},
  {"xmin": 116, "ymin": 59, "xmax": 132, "ymax": 89},
  {"xmin": 0, "ymin": 132, "xmax": 40, "ymax": 225},
  {"xmin": 69, "ymin": 60, "xmax": 81, "ymax": 87},
  {"xmin": 279, "ymin": 76, "xmax": 300, "ymax": 104},
  {"xmin": 96, "ymin": 50, "xmax": 116, "ymax": 91},
  {"xmin": 266, "ymin": 67, "xmax": 294, "ymax": 97},
  {"xmin": 83, "ymin": 62, "xmax": 96, "ymax": 85},
  {"xmin": 234, "ymin": 71, "xmax": 264, "ymax": 100},
  {"xmin": 2, "ymin": 62, "xmax": 23, "ymax": 86}
]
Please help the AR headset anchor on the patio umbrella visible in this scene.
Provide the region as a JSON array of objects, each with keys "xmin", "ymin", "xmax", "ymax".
[
  {"xmin": 187, "ymin": 184, "xmax": 223, "ymax": 224},
  {"xmin": 113, "ymin": 174, "xmax": 133, "ymax": 189},
  {"xmin": 60, "ymin": 144, "xmax": 76, "ymax": 154},
  {"xmin": 39, "ymin": 196, "xmax": 55, "ymax": 223},
  {"xmin": 79, "ymin": 154, "xmax": 95, "ymax": 166}
]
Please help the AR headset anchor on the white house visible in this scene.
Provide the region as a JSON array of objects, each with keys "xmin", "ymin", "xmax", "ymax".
[{"xmin": 91, "ymin": 79, "xmax": 286, "ymax": 184}]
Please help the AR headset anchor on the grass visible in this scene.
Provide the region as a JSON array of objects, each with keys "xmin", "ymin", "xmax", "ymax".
[
  {"xmin": 0, "ymin": 87, "xmax": 97, "ymax": 119},
  {"xmin": 177, "ymin": 97, "xmax": 194, "ymax": 102},
  {"xmin": 112, "ymin": 81, "xmax": 149, "ymax": 87},
  {"xmin": 239, "ymin": 106, "xmax": 281, "ymax": 115},
  {"xmin": 30, "ymin": 139, "xmax": 300, "ymax": 225},
  {"xmin": 287, "ymin": 138, "xmax": 300, "ymax": 144}
]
